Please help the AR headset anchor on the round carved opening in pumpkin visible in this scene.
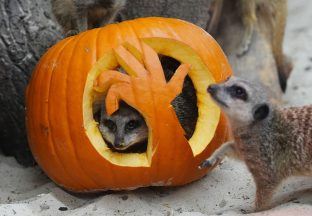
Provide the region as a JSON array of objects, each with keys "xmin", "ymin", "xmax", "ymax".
[
  {"xmin": 84, "ymin": 37, "xmax": 223, "ymax": 167},
  {"xmin": 92, "ymin": 55, "xmax": 198, "ymax": 155}
]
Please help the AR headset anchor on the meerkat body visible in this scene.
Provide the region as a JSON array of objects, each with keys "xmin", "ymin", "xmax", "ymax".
[
  {"xmin": 235, "ymin": 105, "xmax": 312, "ymax": 210},
  {"xmin": 200, "ymin": 77, "xmax": 312, "ymax": 211},
  {"xmin": 51, "ymin": 0, "xmax": 126, "ymax": 36},
  {"xmin": 238, "ymin": 0, "xmax": 292, "ymax": 91}
]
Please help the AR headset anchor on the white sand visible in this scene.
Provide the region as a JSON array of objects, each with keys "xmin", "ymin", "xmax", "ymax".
[{"xmin": 0, "ymin": 0, "xmax": 311, "ymax": 215}]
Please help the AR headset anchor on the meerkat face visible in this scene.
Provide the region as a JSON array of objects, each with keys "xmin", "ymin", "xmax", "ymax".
[
  {"xmin": 98, "ymin": 102, "xmax": 148, "ymax": 152},
  {"xmin": 207, "ymin": 76, "xmax": 270, "ymax": 125}
]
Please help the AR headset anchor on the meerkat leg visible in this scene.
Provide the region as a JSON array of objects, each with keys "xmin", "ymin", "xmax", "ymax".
[
  {"xmin": 268, "ymin": 0, "xmax": 293, "ymax": 91},
  {"xmin": 97, "ymin": 0, "xmax": 126, "ymax": 27},
  {"xmin": 64, "ymin": 18, "xmax": 87, "ymax": 36},
  {"xmin": 199, "ymin": 141, "xmax": 235, "ymax": 169},
  {"xmin": 254, "ymin": 180, "xmax": 278, "ymax": 211},
  {"xmin": 97, "ymin": 8, "xmax": 119, "ymax": 26},
  {"xmin": 75, "ymin": 11, "xmax": 88, "ymax": 34},
  {"xmin": 237, "ymin": 0, "xmax": 257, "ymax": 57},
  {"xmin": 276, "ymin": 55, "xmax": 293, "ymax": 92},
  {"xmin": 51, "ymin": 0, "xmax": 80, "ymax": 36}
]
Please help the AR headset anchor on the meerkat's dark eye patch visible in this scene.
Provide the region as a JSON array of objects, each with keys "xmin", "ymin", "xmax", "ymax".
[
  {"xmin": 227, "ymin": 85, "xmax": 248, "ymax": 101},
  {"xmin": 125, "ymin": 120, "xmax": 141, "ymax": 132},
  {"xmin": 253, "ymin": 103, "xmax": 270, "ymax": 121},
  {"xmin": 103, "ymin": 119, "xmax": 117, "ymax": 132}
]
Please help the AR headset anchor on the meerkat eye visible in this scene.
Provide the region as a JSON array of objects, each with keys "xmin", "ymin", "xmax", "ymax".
[
  {"xmin": 228, "ymin": 85, "xmax": 248, "ymax": 101},
  {"xmin": 103, "ymin": 120, "xmax": 116, "ymax": 132},
  {"xmin": 125, "ymin": 120, "xmax": 141, "ymax": 132}
]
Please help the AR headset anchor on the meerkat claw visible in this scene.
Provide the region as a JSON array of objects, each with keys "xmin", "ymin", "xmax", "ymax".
[
  {"xmin": 65, "ymin": 30, "xmax": 79, "ymax": 37},
  {"xmin": 237, "ymin": 29, "xmax": 254, "ymax": 57},
  {"xmin": 198, "ymin": 158, "xmax": 216, "ymax": 169},
  {"xmin": 237, "ymin": 41, "xmax": 251, "ymax": 57}
]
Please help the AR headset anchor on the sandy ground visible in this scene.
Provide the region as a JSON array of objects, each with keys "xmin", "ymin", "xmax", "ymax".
[{"xmin": 0, "ymin": 0, "xmax": 312, "ymax": 215}]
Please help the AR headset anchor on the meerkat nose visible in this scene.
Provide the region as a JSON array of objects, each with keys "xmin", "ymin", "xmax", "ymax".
[
  {"xmin": 114, "ymin": 141, "xmax": 122, "ymax": 148},
  {"xmin": 207, "ymin": 84, "xmax": 219, "ymax": 95}
]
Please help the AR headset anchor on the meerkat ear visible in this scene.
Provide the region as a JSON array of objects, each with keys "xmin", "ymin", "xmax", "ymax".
[{"xmin": 253, "ymin": 103, "xmax": 270, "ymax": 121}]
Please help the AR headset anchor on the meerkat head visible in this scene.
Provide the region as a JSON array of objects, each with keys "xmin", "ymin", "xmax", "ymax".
[
  {"xmin": 207, "ymin": 76, "xmax": 271, "ymax": 126},
  {"xmin": 98, "ymin": 101, "xmax": 148, "ymax": 152}
]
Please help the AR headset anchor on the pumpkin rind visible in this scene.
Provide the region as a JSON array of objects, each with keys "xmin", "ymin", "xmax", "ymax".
[{"xmin": 26, "ymin": 17, "xmax": 232, "ymax": 191}]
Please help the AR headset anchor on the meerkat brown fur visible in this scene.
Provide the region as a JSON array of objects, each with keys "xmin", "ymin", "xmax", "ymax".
[
  {"xmin": 51, "ymin": 0, "xmax": 126, "ymax": 36},
  {"xmin": 200, "ymin": 76, "xmax": 312, "ymax": 211},
  {"xmin": 237, "ymin": 0, "xmax": 293, "ymax": 91}
]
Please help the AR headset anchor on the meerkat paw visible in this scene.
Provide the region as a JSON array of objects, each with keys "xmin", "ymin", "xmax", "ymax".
[
  {"xmin": 237, "ymin": 41, "xmax": 250, "ymax": 57},
  {"xmin": 254, "ymin": 182, "xmax": 276, "ymax": 212},
  {"xmin": 237, "ymin": 32, "xmax": 253, "ymax": 57},
  {"xmin": 277, "ymin": 55, "xmax": 293, "ymax": 92},
  {"xmin": 237, "ymin": 18, "xmax": 255, "ymax": 57},
  {"xmin": 198, "ymin": 158, "xmax": 219, "ymax": 169},
  {"xmin": 255, "ymin": 201, "xmax": 271, "ymax": 212},
  {"xmin": 199, "ymin": 141, "xmax": 235, "ymax": 169},
  {"xmin": 65, "ymin": 29, "xmax": 80, "ymax": 37}
]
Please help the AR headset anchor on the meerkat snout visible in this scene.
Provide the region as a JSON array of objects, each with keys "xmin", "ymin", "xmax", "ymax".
[{"xmin": 207, "ymin": 84, "xmax": 219, "ymax": 94}]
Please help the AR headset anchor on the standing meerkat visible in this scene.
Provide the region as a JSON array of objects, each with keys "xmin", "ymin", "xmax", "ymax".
[
  {"xmin": 200, "ymin": 76, "xmax": 312, "ymax": 211},
  {"xmin": 237, "ymin": 0, "xmax": 293, "ymax": 91},
  {"xmin": 51, "ymin": 0, "xmax": 126, "ymax": 36}
]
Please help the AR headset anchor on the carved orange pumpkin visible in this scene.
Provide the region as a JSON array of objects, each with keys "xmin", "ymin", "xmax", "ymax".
[{"xmin": 26, "ymin": 17, "xmax": 232, "ymax": 192}]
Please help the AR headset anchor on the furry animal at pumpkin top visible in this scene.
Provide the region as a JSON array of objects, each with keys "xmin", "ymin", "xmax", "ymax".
[
  {"xmin": 237, "ymin": 0, "xmax": 292, "ymax": 91},
  {"xmin": 51, "ymin": 0, "xmax": 126, "ymax": 36},
  {"xmin": 95, "ymin": 57, "xmax": 198, "ymax": 153},
  {"xmin": 199, "ymin": 76, "xmax": 312, "ymax": 211}
]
